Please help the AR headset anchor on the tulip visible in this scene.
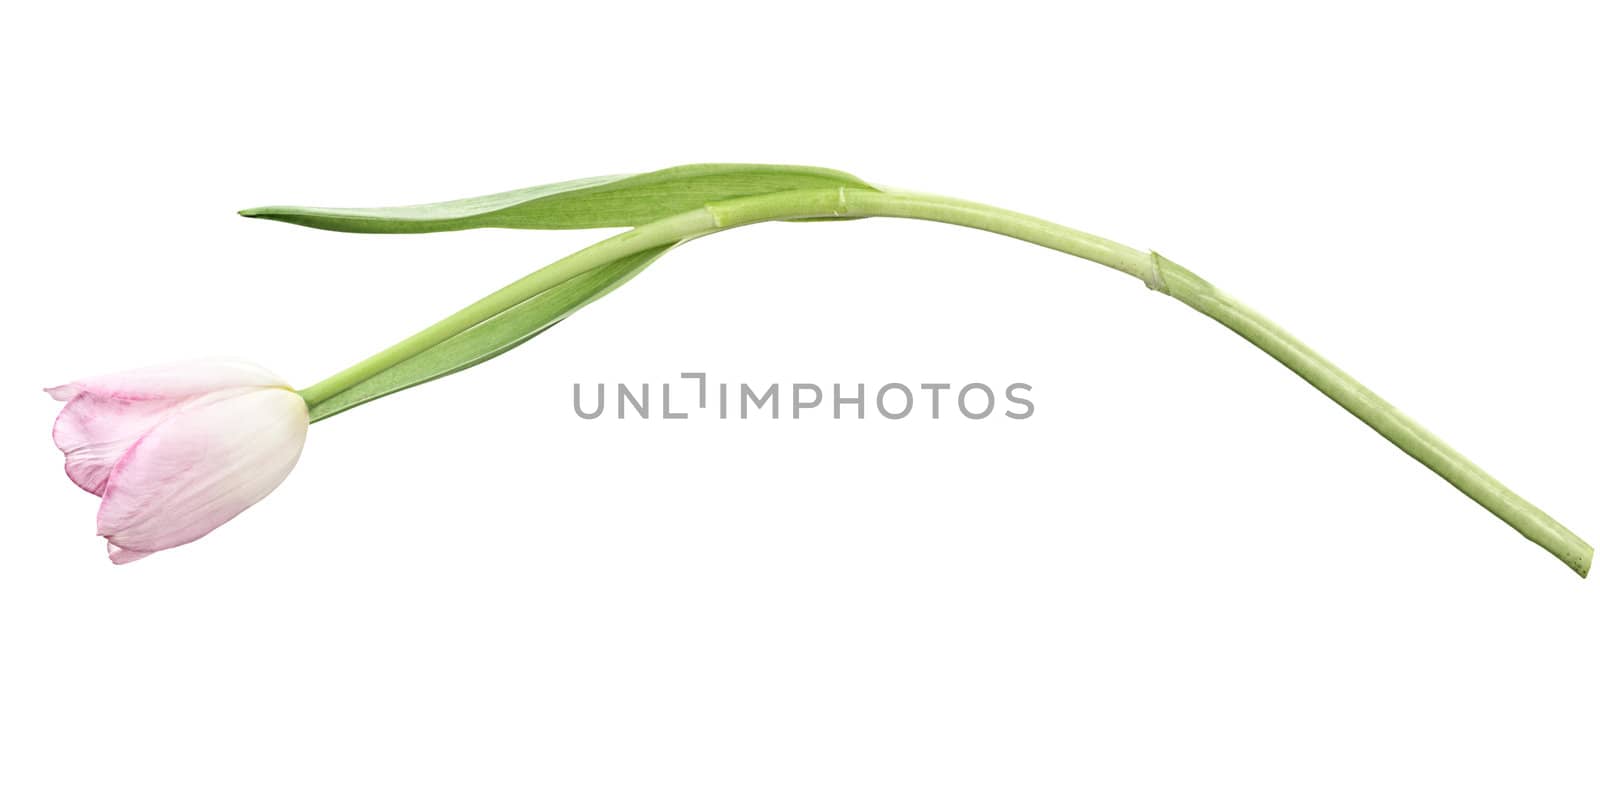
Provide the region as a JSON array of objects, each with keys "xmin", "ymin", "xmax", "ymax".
[
  {"xmin": 40, "ymin": 164, "xmax": 1590, "ymax": 577},
  {"xmin": 47, "ymin": 359, "xmax": 309, "ymax": 564}
]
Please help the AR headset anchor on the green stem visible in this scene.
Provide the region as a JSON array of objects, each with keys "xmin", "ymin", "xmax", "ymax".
[{"xmin": 300, "ymin": 186, "xmax": 1592, "ymax": 577}]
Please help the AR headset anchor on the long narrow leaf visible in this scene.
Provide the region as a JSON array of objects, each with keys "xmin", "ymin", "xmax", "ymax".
[
  {"xmin": 241, "ymin": 164, "xmax": 875, "ymax": 233},
  {"xmin": 306, "ymin": 244, "xmax": 672, "ymax": 422}
]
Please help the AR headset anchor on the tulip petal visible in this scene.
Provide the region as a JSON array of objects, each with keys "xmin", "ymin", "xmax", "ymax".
[
  {"xmin": 97, "ymin": 387, "xmax": 308, "ymax": 556},
  {"xmin": 47, "ymin": 358, "xmax": 288, "ymax": 403},
  {"xmin": 107, "ymin": 542, "xmax": 153, "ymax": 565},
  {"xmin": 48, "ymin": 360, "xmax": 292, "ymax": 496},
  {"xmin": 52, "ymin": 393, "xmax": 183, "ymax": 495}
]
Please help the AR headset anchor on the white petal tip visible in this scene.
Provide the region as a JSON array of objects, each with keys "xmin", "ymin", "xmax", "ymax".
[{"xmin": 108, "ymin": 542, "xmax": 153, "ymax": 565}]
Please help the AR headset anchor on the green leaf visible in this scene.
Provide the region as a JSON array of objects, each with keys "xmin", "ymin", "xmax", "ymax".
[
  {"xmin": 241, "ymin": 163, "xmax": 877, "ymax": 233},
  {"xmin": 306, "ymin": 243, "xmax": 672, "ymax": 422}
]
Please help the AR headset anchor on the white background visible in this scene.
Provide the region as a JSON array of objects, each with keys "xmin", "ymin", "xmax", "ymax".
[{"xmin": 3, "ymin": 2, "xmax": 1596, "ymax": 789}]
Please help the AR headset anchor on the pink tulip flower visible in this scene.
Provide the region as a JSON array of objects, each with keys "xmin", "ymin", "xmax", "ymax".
[{"xmin": 47, "ymin": 360, "xmax": 309, "ymax": 564}]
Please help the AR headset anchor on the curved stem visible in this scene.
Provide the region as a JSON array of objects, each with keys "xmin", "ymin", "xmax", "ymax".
[{"xmin": 299, "ymin": 186, "xmax": 1592, "ymax": 576}]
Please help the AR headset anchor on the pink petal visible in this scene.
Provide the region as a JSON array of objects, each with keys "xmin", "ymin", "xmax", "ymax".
[
  {"xmin": 47, "ymin": 359, "xmax": 288, "ymax": 403},
  {"xmin": 97, "ymin": 387, "xmax": 308, "ymax": 557},
  {"xmin": 107, "ymin": 541, "xmax": 153, "ymax": 565},
  {"xmin": 52, "ymin": 393, "xmax": 184, "ymax": 495},
  {"xmin": 47, "ymin": 360, "xmax": 295, "ymax": 497},
  {"xmin": 46, "ymin": 384, "xmax": 82, "ymax": 402}
]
